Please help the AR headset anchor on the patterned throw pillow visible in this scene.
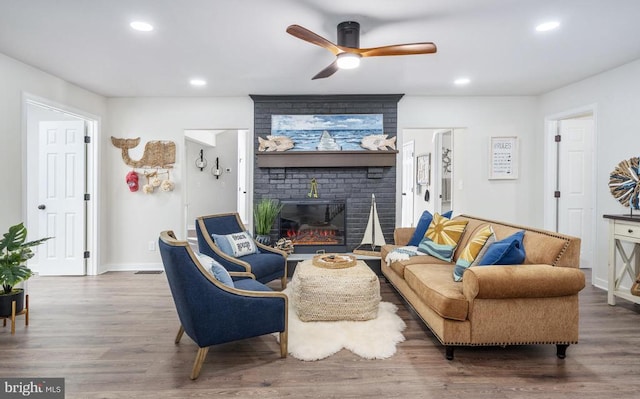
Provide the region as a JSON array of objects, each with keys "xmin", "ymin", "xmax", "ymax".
[
  {"xmin": 417, "ymin": 213, "xmax": 468, "ymax": 262},
  {"xmin": 212, "ymin": 231, "xmax": 258, "ymax": 258},
  {"xmin": 453, "ymin": 225, "xmax": 494, "ymax": 281}
]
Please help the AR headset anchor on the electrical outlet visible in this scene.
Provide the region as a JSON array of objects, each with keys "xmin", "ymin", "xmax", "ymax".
[{"xmin": 148, "ymin": 241, "xmax": 156, "ymax": 251}]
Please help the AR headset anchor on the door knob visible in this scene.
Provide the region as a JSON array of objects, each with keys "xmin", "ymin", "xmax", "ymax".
[{"xmin": 37, "ymin": 204, "xmax": 46, "ymax": 210}]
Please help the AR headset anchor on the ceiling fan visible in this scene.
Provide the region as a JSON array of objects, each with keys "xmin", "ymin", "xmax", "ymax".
[{"xmin": 286, "ymin": 21, "xmax": 437, "ymax": 80}]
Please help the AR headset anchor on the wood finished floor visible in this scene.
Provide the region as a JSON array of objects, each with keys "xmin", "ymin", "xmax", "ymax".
[{"xmin": 1, "ymin": 270, "xmax": 639, "ymax": 398}]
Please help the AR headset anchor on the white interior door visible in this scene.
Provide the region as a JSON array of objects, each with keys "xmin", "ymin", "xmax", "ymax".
[
  {"xmin": 557, "ymin": 118, "xmax": 594, "ymax": 268},
  {"xmin": 402, "ymin": 141, "xmax": 415, "ymax": 226},
  {"xmin": 36, "ymin": 120, "xmax": 87, "ymax": 276}
]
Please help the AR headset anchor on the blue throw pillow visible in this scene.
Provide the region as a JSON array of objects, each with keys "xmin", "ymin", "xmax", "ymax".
[
  {"xmin": 194, "ymin": 252, "xmax": 234, "ymax": 287},
  {"xmin": 478, "ymin": 230, "xmax": 526, "ymax": 265},
  {"xmin": 210, "ymin": 261, "xmax": 234, "ymax": 287},
  {"xmin": 408, "ymin": 210, "xmax": 452, "ymax": 246}
]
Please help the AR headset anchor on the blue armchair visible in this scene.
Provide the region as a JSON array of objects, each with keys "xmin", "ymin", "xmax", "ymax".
[
  {"xmin": 196, "ymin": 213, "xmax": 288, "ymax": 289},
  {"xmin": 158, "ymin": 230, "xmax": 288, "ymax": 380}
]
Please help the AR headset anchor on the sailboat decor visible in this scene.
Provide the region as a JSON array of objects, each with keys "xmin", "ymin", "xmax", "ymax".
[{"xmin": 353, "ymin": 194, "xmax": 386, "ymax": 257}]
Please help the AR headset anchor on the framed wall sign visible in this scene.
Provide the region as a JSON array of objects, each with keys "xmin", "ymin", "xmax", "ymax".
[
  {"xmin": 489, "ymin": 136, "xmax": 518, "ymax": 179},
  {"xmin": 416, "ymin": 153, "xmax": 431, "ymax": 185}
]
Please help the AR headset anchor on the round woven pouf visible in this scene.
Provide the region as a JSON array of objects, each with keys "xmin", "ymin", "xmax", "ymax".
[{"xmin": 312, "ymin": 253, "xmax": 357, "ymax": 269}]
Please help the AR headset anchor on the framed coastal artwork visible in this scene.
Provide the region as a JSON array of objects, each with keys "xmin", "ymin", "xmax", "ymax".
[{"xmin": 261, "ymin": 114, "xmax": 396, "ymax": 152}]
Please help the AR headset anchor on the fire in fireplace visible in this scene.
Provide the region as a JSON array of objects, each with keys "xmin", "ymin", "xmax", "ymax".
[{"xmin": 279, "ymin": 200, "xmax": 346, "ymax": 253}]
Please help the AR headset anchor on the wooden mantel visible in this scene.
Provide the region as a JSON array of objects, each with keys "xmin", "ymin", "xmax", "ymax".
[{"xmin": 256, "ymin": 150, "xmax": 398, "ymax": 168}]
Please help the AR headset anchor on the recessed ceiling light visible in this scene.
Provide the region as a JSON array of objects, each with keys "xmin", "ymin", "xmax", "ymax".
[
  {"xmin": 130, "ymin": 21, "xmax": 154, "ymax": 32},
  {"xmin": 535, "ymin": 21, "xmax": 560, "ymax": 32},
  {"xmin": 190, "ymin": 79, "xmax": 207, "ymax": 87},
  {"xmin": 454, "ymin": 77, "xmax": 471, "ymax": 86}
]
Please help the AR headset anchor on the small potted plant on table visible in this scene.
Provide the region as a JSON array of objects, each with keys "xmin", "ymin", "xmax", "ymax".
[
  {"xmin": 253, "ymin": 199, "xmax": 283, "ymax": 246},
  {"xmin": 0, "ymin": 223, "xmax": 51, "ymax": 317}
]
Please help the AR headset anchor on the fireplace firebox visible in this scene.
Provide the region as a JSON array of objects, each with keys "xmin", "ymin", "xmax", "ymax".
[{"xmin": 279, "ymin": 200, "xmax": 347, "ymax": 253}]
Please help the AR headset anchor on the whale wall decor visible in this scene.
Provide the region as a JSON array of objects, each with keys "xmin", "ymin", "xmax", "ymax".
[{"xmin": 111, "ymin": 136, "xmax": 176, "ymax": 169}]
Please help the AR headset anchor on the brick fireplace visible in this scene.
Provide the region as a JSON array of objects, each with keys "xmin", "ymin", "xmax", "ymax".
[{"xmin": 250, "ymin": 94, "xmax": 403, "ymax": 253}]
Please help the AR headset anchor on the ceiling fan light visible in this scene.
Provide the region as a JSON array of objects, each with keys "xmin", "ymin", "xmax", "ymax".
[{"xmin": 336, "ymin": 53, "xmax": 361, "ymax": 69}]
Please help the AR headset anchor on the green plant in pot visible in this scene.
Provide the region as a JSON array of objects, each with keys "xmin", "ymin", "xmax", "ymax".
[
  {"xmin": 254, "ymin": 199, "xmax": 283, "ymax": 246},
  {"xmin": 0, "ymin": 222, "xmax": 51, "ymax": 317}
]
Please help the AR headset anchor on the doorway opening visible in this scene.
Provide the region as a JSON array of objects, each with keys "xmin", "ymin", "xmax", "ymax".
[
  {"xmin": 401, "ymin": 128, "xmax": 460, "ymax": 226},
  {"xmin": 24, "ymin": 94, "xmax": 99, "ymax": 276},
  {"xmin": 544, "ymin": 105, "xmax": 597, "ymax": 269},
  {"xmin": 182, "ymin": 129, "xmax": 250, "ymax": 244}
]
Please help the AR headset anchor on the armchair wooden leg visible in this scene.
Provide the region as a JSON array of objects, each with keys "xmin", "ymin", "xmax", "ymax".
[
  {"xmin": 190, "ymin": 347, "xmax": 209, "ymax": 380},
  {"xmin": 281, "ymin": 276, "xmax": 287, "ymax": 290},
  {"xmin": 175, "ymin": 325, "xmax": 185, "ymax": 344},
  {"xmin": 279, "ymin": 330, "xmax": 288, "ymax": 358}
]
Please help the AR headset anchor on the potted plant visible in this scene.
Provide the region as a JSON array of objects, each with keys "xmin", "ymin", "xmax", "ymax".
[
  {"xmin": 0, "ymin": 222, "xmax": 51, "ymax": 317},
  {"xmin": 253, "ymin": 198, "xmax": 283, "ymax": 246}
]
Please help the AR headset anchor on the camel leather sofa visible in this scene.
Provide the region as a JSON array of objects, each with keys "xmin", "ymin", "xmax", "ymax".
[{"xmin": 380, "ymin": 214, "xmax": 585, "ymax": 360}]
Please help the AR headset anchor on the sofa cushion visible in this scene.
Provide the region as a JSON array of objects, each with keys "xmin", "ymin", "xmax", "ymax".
[
  {"xmin": 404, "ymin": 263, "xmax": 469, "ymax": 321},
  {"xmin": 388, "ymin": 253, "xmax": 451, "ymax": 278},
  {"xmin": 453, "ymin": 224, "xmax": 494, "ymax": 281},
  {"xmin": 454, "ymin": 216, "xmax": 576, "ymax": 267},
  {"xmin": 478, "ymin": 230, "xmax": 525, "ymax": 265},
  {"xmin": 418, "ymin": 213, "xmax": 468, "ymax": 261},
  {"xmin": 408, "ymin": 210, "xmax": 452, "ymax": 246}
]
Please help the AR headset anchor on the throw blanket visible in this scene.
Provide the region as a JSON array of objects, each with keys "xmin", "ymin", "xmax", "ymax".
[{"xmin": 385, "ymin": 246, "xmax": 420, "ymax": 266}]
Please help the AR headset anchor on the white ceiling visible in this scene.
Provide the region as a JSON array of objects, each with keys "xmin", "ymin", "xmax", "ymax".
[{"xmin": 1, "ymin": 0, "xmax": 640, "ymax": 98}]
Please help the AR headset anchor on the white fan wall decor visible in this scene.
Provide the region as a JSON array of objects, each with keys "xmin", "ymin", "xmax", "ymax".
[{"xmin": 608, "ymin": 156, "xmax": 640, "ymax": 213}]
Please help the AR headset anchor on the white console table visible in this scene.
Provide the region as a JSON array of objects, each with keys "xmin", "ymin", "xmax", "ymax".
[{"xmin": 604, "ymin": 214, "xmax": 640, "ymax": 305}]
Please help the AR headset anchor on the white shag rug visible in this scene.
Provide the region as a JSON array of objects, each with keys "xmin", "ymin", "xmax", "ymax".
[{"xmin": 275, "ymin": 288, "xmax": 406, "ymax": 361}]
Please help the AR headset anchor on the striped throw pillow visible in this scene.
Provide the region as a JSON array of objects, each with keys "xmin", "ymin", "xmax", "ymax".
[
  {"xmin": 418, "ymin": 213, "xmax": 468, "ymax": 262},
  {"xmin": 453, "ymin": 225, "xmax": 494, "ymax": 281}
]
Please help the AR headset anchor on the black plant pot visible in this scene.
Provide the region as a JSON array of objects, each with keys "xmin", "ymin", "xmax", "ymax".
[
  {"xmin": 255, "ymin": 234, "xmax": 271, "ymax": 246},
  {"xmin": 0, "ymin": 289, "xmax": 24, "ymax": 317}
]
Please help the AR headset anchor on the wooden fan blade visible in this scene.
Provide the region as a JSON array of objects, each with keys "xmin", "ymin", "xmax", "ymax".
[
  {"xmin": 312, "ymin": 60, "xmax": 339, "ymax": 80},
  {"xmin": 286, "ymin": 24, "xmax": 341, "ymax": 55},
  {"xmin": 353, "ymin": 42, "xmax": 437, "ymax": 57}
]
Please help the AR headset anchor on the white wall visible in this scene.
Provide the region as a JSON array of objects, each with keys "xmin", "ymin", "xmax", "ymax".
[
  {"xmin": 398, "ymin": 96, "xmax": 540, "ymax": 226},
  {"xmin": 539, "ymin": 58, "xmax": 640, "ymax": 290},
  {"xmin": 185, "ymin": 130, "xmax": 239, "ymax": 228},
  {"xmin": 104, "ymin": 97, "xmax": 252, "ymax": 271},
  {"xmin": 0, "ymin": 52, "xmax": 106, "ymax": 232}
]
